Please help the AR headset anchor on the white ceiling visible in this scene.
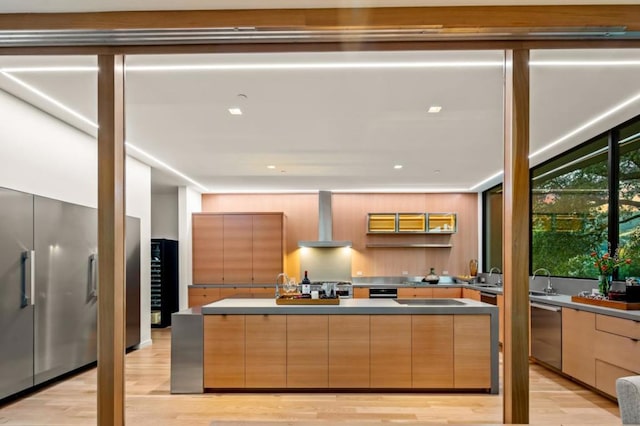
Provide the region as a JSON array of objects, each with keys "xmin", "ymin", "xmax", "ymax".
[
  {"xmin": 1, "ymin": 48, "xmax": 640, "ymax": 194},
  {"xmin": 0, "ymin": 0, "xmax": 637, "ymax": 13}
]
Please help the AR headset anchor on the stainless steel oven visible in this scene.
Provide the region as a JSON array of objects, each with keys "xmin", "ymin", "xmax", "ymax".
[
  {"xmin": 369, "ymin": 287, "xmax": 398, "ymax": 299},
  {"xmin": 530, "ymin": 302, "xmax": 562, "ymax": 370}
]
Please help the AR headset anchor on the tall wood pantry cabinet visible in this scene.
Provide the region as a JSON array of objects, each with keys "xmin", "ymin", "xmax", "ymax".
[{"xmin": 192, "ymin": 212, "xmax": 284, "ymax": 285}]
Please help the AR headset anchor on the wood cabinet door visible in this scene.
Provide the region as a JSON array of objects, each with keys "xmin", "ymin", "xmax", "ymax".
[
  {"xmin": 245, "ymin": 315, "xmax": 286, "ymax": 388},
  {"xmin": 192, "ymin": 214, "xmax": 223, "ymax": 284},
  {"xmin": 203, "ymin": 315, "xmax": 245, "ymax": 388},
  {"xmin": 329, "ymin": 315, "xmax": 370, "ymax": 388},
  {"xmin": 562, "ymin": 307, "xmax": 596, "ymax": 386},
  {"xmin": 454, "ymin": 315, "xmax": 491, "ymax": 389},
  {"xmin": 596, "ymin": 359, "xmax": 636, "ymax": 398},
  {"xmin": 188, "ymin": 286, "xmax": 220, "ymax": 307},
  {"xmin": 353, "ymin": 288, "xmax": 369, "ymax": 299},
  {"xmin": 287, "ymin": 315, "xmax": 328, "ymax": 388},
  {"xmin": 413, "ymin": 287, "xmax": 433, "ymax": 298},
  {"xmin": 412, "ymin": 315, "xmax": 454, "ymax": 388},
  {"xmin": 252, "ymin": 214, "xmax": 283, "ymax": 284},
  {"xmin": 370, "ymin": 315, "xmax": 411, "ymax": 388},
  {"xmin": 462, "ymin": 288, "xmax": 481, "ymax": 301},
  {"xmin": 223, "ymin": 214, "xmax": 253, "ymax": 284},
  {"xmin": 432, "ymin": 288, "xmax": 462, "ymax": 298},
  {"xmin": 497, "ymin": 294, "xmax": 504, "ymax": 346}
]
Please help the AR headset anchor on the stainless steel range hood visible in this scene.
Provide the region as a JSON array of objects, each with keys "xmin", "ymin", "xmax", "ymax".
[{"xmin": 298, "ymin": 191, "xmax": 352, "ymax": 248}]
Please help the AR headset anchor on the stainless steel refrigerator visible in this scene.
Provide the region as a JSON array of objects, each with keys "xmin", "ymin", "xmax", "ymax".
[
  {"xmin": 0, "ymin": 187, "xmax": 141, "ymax": 399},
  {"xmin": 0, "ymin": 187, "xmax": 35, "ymax": 399}
]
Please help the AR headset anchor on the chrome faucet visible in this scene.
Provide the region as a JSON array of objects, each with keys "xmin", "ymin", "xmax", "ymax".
[
  {"xmin": 275, "ymin": 272, "xmax": 289, "ymax": 299},
  {"xmin": 489, "ymin": 267, "xmax": 502, "ymax": 286},
  {"xmin": 532, "ymin": 268, "xmax": 554, "ymax": 294}
]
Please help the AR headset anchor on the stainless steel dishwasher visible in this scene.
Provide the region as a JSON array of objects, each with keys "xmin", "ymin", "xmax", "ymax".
[{"xmin": 530, "ymin": 301, "xmax": 562, "ymax": 370}]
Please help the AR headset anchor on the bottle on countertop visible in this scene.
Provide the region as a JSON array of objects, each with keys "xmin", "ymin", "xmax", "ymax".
[
  {"xmin": 423, "ymin": 267, "xmax": 440, "ymax": 284},
  {"xmin": 302, "ymin": 270, "xmax": 311, "ymax": 284}
]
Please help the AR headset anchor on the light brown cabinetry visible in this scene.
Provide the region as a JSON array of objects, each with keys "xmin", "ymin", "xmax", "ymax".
[
  {"xmin": 252, "ymin": 214, "xmax": 283, "ymax": 284},
  {"xmin": 188, "ymin": 286, "xmax": 220, "ymax": 307},
  {"xmin": 497, "ymin": 294, "xmax": 504, "ymax": 346},
  {"xmin": 462, "ymin": 288, "xmax": 481, "ymax": 301},
  {"xmin": 412, "ymin": 315, "xmax": 454, "ymax": 388},
  {"xmin": 222, "ymin": 214, "xmax": 253, "ymax": 284},
  {"xmin": 329, "ymin": 316, "xmax": 370, "ymax": 388},
  {"xmin": 203, "ymin": 315, "xmax": 245, "ymax": 388},
  {"xmin": 432, "ymin": 287, "xmax": 462, "ymax": 298},
  {"xmin": 202, "ymin": 313, "xmax": 493, "ymax": 391},
  {"xmin": 192, "ymin": 214, "xmax": 223, "ymax": 284},
  {"xmin": 353, "ymin": 287, "xmax": 369, "ymax": 299},
  {"xmin": 245, "ymin": 315, "xmax": 286, "ymax": 388},
  {"xmin": 370, "ymin": 315, "xmax": 412, "ymax": 388},
  {"xmin": 594, "ymin": 314, "xmax": 640, "ymax": 397},
  {"xmin": 287, "ymin": 315, "xmax": 328, "ymax": 388},
  {"xmin": 192, "ymin": 212, "xmax": 284, "ymax": 285},
  {"xmin": 454, "ymin": 315, "xmax": 491, "ymax": 388},
  {"xmin": 561, "ymin": 308, "xmax": 596, "ymax": 387}
]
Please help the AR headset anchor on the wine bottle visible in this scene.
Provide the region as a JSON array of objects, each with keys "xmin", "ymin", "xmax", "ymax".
[{"xmin": 302, "ymin": 270, "xmax": 311, "ymax": 284}]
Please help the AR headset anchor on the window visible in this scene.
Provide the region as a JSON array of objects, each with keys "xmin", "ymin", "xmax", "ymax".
[
  {"xmin": 483, "ymin": 184, "xmax": 502, "ymax": 272},
  {"xmin": 531, "ymin": 136, "xmax": 609, "ymax": 278},
  {"xmin": 618, "ymin": 119, "xmax": 640, "ymax": 278}
]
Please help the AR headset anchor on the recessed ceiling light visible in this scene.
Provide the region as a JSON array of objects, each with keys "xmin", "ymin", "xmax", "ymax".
[
  {"xmin": 394, "ymin": 165, "xmax": 403, "ymax": 169},
  {"xmin": 428, "ymin": 106, "xmax": 442, "ymax": 113},
  {"xmin": 267, "ymin": 165, "xmax": 276, "ymax": 169},
  {"xmin": 228, "ymin": 107, "xmax": 242, "ymax": 115}
]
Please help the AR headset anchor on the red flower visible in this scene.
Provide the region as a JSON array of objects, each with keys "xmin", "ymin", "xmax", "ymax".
[
  {"xmin": 591, "ymin": 252, "xmax": 597, "ymax": 257},
  {"xmin": 603, "ymin": 253, "xmax": 610, "ymax": 259},
  {"xmin": 626, "ymin": 259, "xmax": 632, "ymax": 264}
]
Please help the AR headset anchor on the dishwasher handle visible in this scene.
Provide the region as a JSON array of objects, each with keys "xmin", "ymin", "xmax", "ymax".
[{"xmin": 530, "ymin": 302, "xmax": 561, "ymax": 312}]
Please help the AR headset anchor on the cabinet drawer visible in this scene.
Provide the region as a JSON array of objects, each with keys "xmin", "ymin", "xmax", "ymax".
[
  {"xmin": 596, "ymin": 314, "xmax": 640, "ymax": 340},
  {"xmin": 596, "ymin": 359, "xmax": 635, "ymax": 398},
  {"xmin": 188, "ymin": 287, "xmax": 220, "ymax": 307},
  {"xmin": 595, "ymin": 329, "xmax": 640, "ymax": 374},
  {"xmin": 432, "ymin": 288, "xmax": 462, "ymax": 298}
]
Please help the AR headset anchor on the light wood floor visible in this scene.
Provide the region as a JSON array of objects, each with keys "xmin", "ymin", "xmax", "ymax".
[{"xmin": 0, "ymin": 328, "xmax": 621, "ymax": 425}]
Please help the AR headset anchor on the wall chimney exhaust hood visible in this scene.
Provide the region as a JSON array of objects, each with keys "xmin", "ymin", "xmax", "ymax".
[{"xmin": 298, "ymin": 191, "xmax": 352, "ymax": 248}]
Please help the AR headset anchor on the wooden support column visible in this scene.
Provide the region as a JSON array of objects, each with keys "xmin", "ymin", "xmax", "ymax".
[
  {"xmin": 97, "ymin": 54, "xmax": 126, "ymax": 426},
  {"xmin": 502, "ymin": 49, "xmax": 530, "ymax": 424}
]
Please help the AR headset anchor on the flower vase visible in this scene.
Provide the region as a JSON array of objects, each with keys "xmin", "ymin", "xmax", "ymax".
[{"xmin": 598, "ymin": 275, "xmax": 611, "ymax": 297}]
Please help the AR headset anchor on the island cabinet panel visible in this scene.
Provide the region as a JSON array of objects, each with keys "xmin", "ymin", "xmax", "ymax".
[
  {"xmin": 287, "ymin": 315, "xmax": 328, "ymax": 388},
  {"xmin": 192, "ymin": 214, "xmax": 224, "ymax": 284},
  {"xmin": 462, "ymin": 288, "xmax": 481, "ymax": 301},
  {"xmin": 252, "ymin": 214, "xmax": 283, "ymax": 284},
  {"xmin": 223, "ymin": 215, "xmax": 253, "ymax": 284},
  {"xmin": 328, "ymin": 315, "xmax": 370, "ymax": 388},
  {"xmin": 453, "ymin": 315, "xmax": 491, "ymax": 388},
  {"xmin": 188, "ymin": 286, "xmax": 220, "ymax": 307},
  {"xmin": 562, "ymin": 308, "xmax": 596, "ymax": 387},
  {"xmin": 412, "ymin": 315, "xmax": 454, "ymax": 388},
  {"xmin": 370, "ymin": 315, "xmax": 412, "ymax": 388},
  {"xmin": 432, "ymin": 288, "xmax": 462, "ymax": 298},
  {"xmin": 245, "ymin": 315, "xmax": 286, "ymax": 388},
  {"xmin": 203, "ymin": 315, "xmax": 245, "ymax": 388}
]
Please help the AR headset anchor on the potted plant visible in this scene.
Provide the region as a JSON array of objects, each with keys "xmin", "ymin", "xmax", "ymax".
[{"xmin": 590, "ymin": 244, "xmax": 631, "ymax": 298}]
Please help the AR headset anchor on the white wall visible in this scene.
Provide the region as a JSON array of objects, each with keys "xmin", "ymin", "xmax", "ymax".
[
  {"xmin": 0, "ymin": 89, "xmax": 153, "ymax": 346},
  {"xmin": 178, "ymin": 186, "xmax": 201, "ymax": 310},
  {"xmin": 151, "ymin": 191, "xmax": 179, "ymax": 240}
]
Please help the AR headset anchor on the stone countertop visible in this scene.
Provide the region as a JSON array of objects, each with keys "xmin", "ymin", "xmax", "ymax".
[{"xmin": 200, "ymin": 297, "xmax": 497, "ymax": 315}]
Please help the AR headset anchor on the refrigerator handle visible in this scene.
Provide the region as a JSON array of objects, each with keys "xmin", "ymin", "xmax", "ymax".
[
  {"xmin": 90, "ymin": 253, "xmax": 98, "ymax": 298},
  {"xmin": 21, "ymin": 250, "xmax": 35, "ymax": 307}
]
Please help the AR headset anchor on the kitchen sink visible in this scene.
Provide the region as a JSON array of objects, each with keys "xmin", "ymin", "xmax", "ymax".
[
  {"xmin": 394, "ymin": 298, "xmax": 466, "ymax": 306},
  {"xmin": 529, "ymin": 290, "xmax": 556, "ymax": 296}
]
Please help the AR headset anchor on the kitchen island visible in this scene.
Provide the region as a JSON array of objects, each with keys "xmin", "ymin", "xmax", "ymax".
[{"xmin": 172, "ymin": 298, "xmax": 499, "ymax": 394}]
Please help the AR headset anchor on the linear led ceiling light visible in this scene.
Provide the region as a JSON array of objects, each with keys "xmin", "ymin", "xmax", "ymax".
[
  {"xmin": 1, "ymin": 71, "xmax": 99, "ymax": 128},
  {"xmin": 530, "ymin": 60, "xmax": 640, "ymax": 67},
  {"xmin": 0, "ymin": 70, "xmax": 208, "ymax": 192},
  {"xmin": 469, "ymin": 170, "xmax": 504, "ymax": 191},
  {"xmin": 124, "ymin": 142, "xmax": 209, "ymax": 192}
]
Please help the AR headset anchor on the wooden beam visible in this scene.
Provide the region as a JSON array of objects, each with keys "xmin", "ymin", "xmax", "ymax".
[
  {"xmin": 502, "ymin": 49, "xmax": 530, "ymax": 424},
  {"xmin": 97, "ymin": 54, "xmax": 126, "ymax": 426},
  {"xmin": 0, "ymin": 6, "xmax": 640, "ymax": 31}
]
